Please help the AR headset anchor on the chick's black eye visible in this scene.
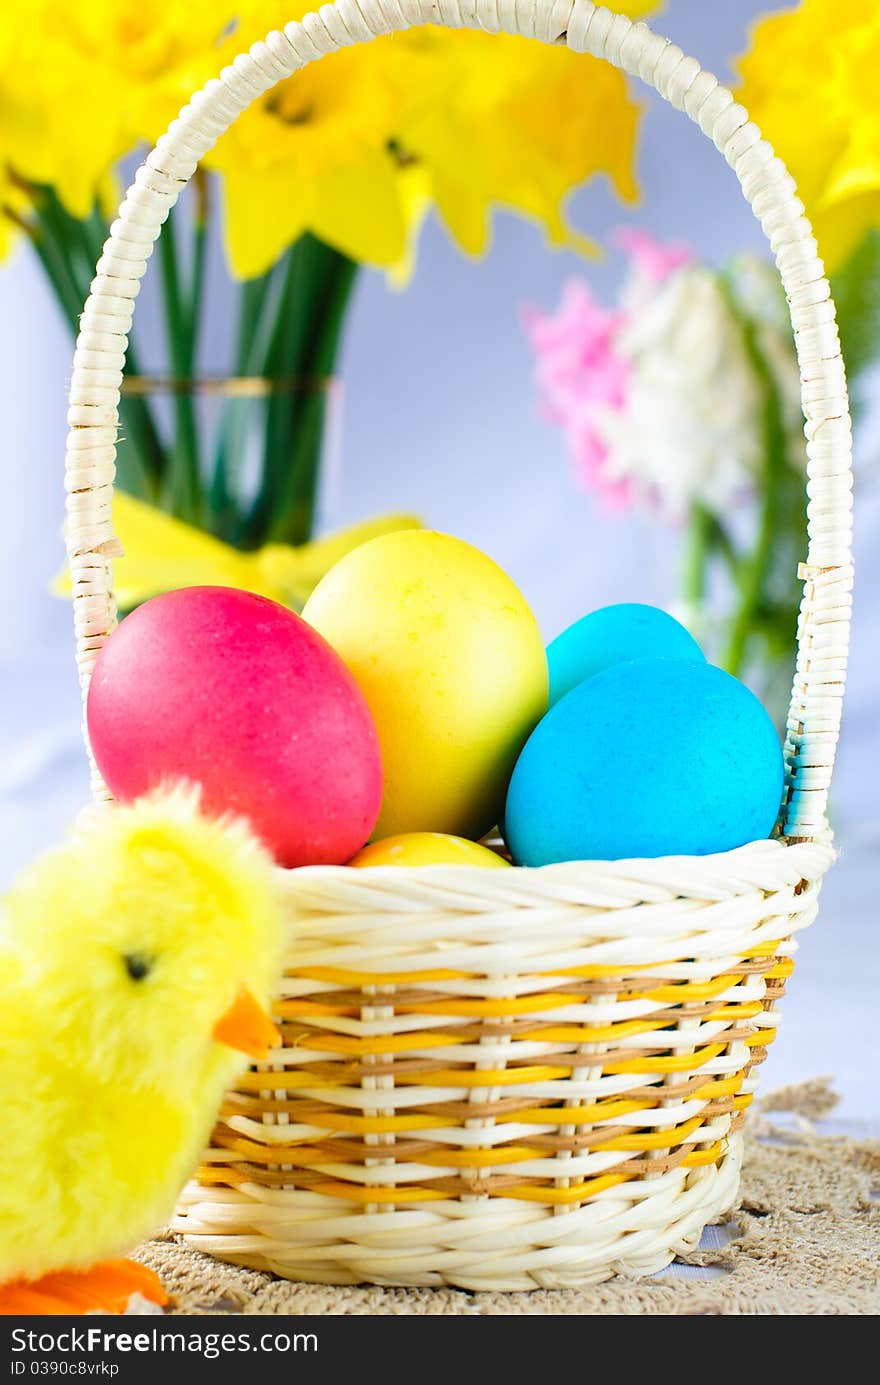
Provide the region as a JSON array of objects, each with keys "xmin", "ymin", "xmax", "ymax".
[{"xmin": 123, "ymin": 953, "xmax": 153, "ymax": 982}]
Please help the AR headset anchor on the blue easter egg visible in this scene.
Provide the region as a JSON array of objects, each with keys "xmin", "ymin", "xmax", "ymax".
[
  {"xmin": 505, "ymin": 658, "xmax": 783, "ymax": 865},
  {"xmin": 547, "ymin": 603, "xmax": 705, "ymax": 706}
]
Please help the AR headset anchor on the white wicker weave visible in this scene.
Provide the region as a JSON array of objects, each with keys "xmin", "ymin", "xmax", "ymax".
[{"xmin": 64, "ymin": 1, "xmax": 853, "ymax": 1289}]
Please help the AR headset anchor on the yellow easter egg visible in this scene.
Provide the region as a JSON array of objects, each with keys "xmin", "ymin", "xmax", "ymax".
[
  {"xmin": 303, "ymin": 531, "xmax": 548, "ymax": 840},
  {"xmin": 349, "ymin": 833, "xmax": 511, "ymax": 868}
]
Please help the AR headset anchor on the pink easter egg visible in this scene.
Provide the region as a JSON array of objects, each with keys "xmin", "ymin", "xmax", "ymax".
[{"xmin": 86, "ymin": 586, "xmax": 383, "ymax": 867}]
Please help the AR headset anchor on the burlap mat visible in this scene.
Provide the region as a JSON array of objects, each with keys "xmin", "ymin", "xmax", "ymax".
[{"xmin": 136, "ymin": 1080, "xmax": 880, "ymax": 1315}]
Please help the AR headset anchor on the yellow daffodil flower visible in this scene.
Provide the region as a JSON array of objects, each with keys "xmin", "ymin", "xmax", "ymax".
[
  {"xmin": 206, "ymin": 2, "xmax": 653, "ymax": 273},
  {"xmin": 206, "ymin": 36, "xmax": 411, "ymax": 277},
  {"xmin": 0, "ymin": 1, "xmax": 658, "ymax": 272},
  {"xmin": 737, "ymin": 0, "xmax": 880, "ymax": 272},
  {"xmin": 388, "ymin": 29, "xmax": 641, "ymax": 258},
  {"xmin": 0, "ymin": 2, "xmax": 230, "ymax": 220}
]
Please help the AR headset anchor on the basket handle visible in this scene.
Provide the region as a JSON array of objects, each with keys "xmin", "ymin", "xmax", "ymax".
[{"xmin": 65, "ymin": 0, "xmax": 854, "ymax": 844}]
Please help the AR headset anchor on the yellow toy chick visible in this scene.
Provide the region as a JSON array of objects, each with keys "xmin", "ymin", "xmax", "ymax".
[{"xmin": 0, "ymin": 786, "xmax": 282, "ymax": 1315}]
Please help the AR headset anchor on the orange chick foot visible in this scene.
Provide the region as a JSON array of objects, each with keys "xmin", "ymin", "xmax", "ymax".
[{"xmin": 0, "ymin": 1259, "xmax": 168, "ymax": 1315}]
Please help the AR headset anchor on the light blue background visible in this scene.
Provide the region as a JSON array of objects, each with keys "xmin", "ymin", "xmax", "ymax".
[{"xmin": 1, "ymin": 1, "xmax": 876, "ymax": 1116}]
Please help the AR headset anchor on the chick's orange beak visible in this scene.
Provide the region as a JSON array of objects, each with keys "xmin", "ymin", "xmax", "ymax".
[{"xmin": 213, "ymin": 986, "xmax": 280, "ymax": 1060}]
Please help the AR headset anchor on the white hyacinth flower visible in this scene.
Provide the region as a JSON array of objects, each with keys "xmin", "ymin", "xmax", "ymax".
[{"xmin": 596, "ymin": 256, "xmax": 806, "ymax": 520}]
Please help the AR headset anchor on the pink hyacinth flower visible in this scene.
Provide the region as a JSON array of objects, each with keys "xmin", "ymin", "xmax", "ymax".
[
  {"xmin": 523, "ymin": 228, "xmax": 697, "ymax": 509},
  {"xmin": 611, "ymin": 226, "xmax": 694, "ymax": 283},
  {"xmin": 523, "ymin": 279, "xmax": 632, "ymax": 505}
]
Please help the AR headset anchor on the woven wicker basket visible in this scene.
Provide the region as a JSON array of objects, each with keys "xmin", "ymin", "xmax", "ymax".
[{"xmin": 65, "ymin": 0, "xmax": 853, "ymax": 1290}]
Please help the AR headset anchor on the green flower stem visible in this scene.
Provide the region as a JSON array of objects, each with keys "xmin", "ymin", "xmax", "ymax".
[
  {"xmin": 724, "ymin": 494, "xmax": 776, "ymax": 677},
  {"xmin": 158, "ymin": 208, "xmax": 202, "ymax": 523},
  {"xmin": 682, "ymin": 504, "xmax": 741, "ymax": 654},
  {"xmin": 20, "ymin": 180, "xmax": 358, "ymax": 552},
  {"xmin": 718, "ymin": 277, "xmax": 788, "ymax": 679},
  {"xmin": 276, "ymin": 251, "xmax": 357, "ymax": 547},
  {"xmin": 23, "ymin": 215, "xmax": 82, "ymax": 325},
  {"xmin": 117, "ymin": 351, "xmax": 168, "ymax": 502},
  {"xmin": 683, "ymin": 502, "xmax": 713, "ymax": 606},
  {"xmin": 210, "ymin": 269, "xmax": 277, "ymax": 538},
  {"xmin": 38, "ymin": 189, "xmax": 95, "ymax": 301},
  {"xmin": 710, "ymin": 516, "xmax": 740, "ymax": 576},
  {"xmin": 188, "ymin": 171, "xmax": 209, "ymax": 352},
  {"xmin": 237, "ymin": 241, "xmax": 309, "ymax": 546},
  {"xmin": 244, "ymin": 234, "xmax": 358, "ymax": 548}
]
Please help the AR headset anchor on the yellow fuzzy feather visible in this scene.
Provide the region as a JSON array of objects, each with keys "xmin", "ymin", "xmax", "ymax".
[{"xmin": 0, "ymin": 786, "xmax": 282, "ymax": 1285}]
